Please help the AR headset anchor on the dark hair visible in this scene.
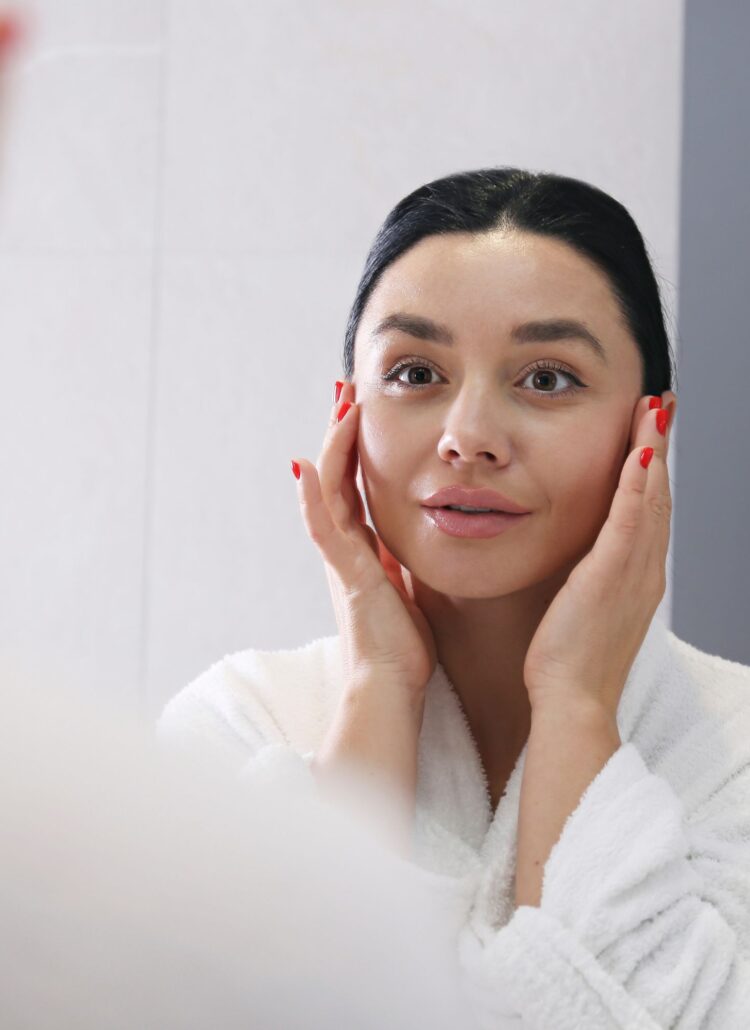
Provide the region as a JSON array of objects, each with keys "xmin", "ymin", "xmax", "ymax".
[{"xmin": 342, "ymin": 167, "xmax": 677, "ymax": 397}]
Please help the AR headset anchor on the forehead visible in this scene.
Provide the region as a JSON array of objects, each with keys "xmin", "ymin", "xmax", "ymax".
[{"xmin": 356, "ymin": 230, "xmax": 628, "ymax": 349}]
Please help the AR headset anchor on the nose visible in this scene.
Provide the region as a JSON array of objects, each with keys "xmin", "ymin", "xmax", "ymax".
[{"xmin": 436, "ymin": 403, "xmax": 513, "ymax": 467}]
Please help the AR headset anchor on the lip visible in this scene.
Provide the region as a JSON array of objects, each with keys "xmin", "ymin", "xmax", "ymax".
[
  {"xmin": 423, "ymin": 507, "xmax": 531, "ymax": 539},
  {"xmin": 421, "ymin": 485, "xmax": 531, "ymax": 515}
]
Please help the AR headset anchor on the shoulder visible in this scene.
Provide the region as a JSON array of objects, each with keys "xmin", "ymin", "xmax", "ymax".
[
  {"xmin": 662, "ymin": 627, "xmax": 750, "ymax": 749},
  {"xmin": 666, "ymin": 628, "xmax": 750, "ymax": 699},
  {"xmin": 642, "ymin": 626, "xmax": 750, "ymax": 818},
  {"xmin": 156, "ymin": 634, "xmax": 345, "ymax": 759}
]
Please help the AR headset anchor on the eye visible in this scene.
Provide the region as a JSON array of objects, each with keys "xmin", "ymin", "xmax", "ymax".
[
  {"xmin": 518, "ymin": 360, "xmax": 587, "ymax": 400},
  {"xmin": 381, "ymin": 357, "xmax": 587, "ymax": 399},
  {"xmin": 382, "ymin": 360, "xmax": 442, "ymax": 388}
]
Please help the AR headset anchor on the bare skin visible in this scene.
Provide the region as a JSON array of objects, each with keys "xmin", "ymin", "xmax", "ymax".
[{"xmin": 348, "ymin": 229, "xmax": 677, "ymax": 807}]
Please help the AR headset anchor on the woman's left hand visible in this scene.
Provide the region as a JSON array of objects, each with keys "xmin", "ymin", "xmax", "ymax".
[{"xmin": 522, "ymin": 391, "xmax": 677, "ymax": 718}]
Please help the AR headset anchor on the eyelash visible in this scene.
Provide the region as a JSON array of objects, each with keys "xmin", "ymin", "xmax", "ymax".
[{"xmin": 381, "ymin": 357, "xmax": 587, "ymax": 400}]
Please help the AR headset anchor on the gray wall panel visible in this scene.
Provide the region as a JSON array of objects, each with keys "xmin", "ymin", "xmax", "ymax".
[{"xmin": 674, "ymin": 0, "xmax": 750, "ymax": 661}]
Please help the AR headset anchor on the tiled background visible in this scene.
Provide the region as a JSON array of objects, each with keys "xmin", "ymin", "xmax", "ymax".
[{"xmin": 0, "ymin": 1, "xmax": 685, "ymax": 721}]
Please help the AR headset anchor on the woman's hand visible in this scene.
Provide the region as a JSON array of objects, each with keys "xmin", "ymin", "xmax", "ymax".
[
  {"xmin": 522, "ymin": 392, "xmax": 676, "ymax": 718},
  {"xmin": 292, "ymin": 379, "xmax": 437, "ymax": 705},
  {"xmin": 291, "ymin": 380, "xmax": 437, "ymax": 857}
]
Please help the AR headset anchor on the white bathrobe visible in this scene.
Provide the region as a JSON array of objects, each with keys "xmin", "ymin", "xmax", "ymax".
[{"xmin": 156, "ymin": 614, "xmax": 750, "ymax": 1029}]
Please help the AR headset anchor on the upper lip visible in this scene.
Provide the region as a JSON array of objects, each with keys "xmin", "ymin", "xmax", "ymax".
[{"xmin": 421, "ymin": 486, "xmax": 531, "ymax": 514}]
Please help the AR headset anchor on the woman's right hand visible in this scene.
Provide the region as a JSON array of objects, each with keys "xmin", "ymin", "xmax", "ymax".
[{"xmin": 292, "ymin": 379, "xmax": 437, "ymax": 706}]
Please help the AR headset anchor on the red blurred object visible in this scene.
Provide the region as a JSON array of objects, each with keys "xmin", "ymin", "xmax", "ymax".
[{"xmin": 0, "ymin": 11, "xmax": 23, "ymax": 54}]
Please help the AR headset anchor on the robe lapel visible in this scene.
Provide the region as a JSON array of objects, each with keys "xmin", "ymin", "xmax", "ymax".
[{"xmin": 411, "ymin": 613, "xmax": 672, "ymax": 937}]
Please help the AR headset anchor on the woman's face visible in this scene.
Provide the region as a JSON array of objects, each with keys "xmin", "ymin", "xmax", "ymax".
[{"xmin": 351, "ymin": 229, "xmax": 658, "ymax": 599}]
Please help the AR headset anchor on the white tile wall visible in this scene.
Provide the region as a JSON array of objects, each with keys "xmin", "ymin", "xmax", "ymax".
[
  {"xmin": 0, "ymin": 1, "xmax": 161, "ymax": 252},
  {"xmin": 0, "ymin": 1, "xmax": 161, "ymax": 713},
  {"xmin": 0, "ymin": 254, "xmax": 152, "ymax": 708},
  {"xmin": 144, "ymin": 251, "xmax": 358, "ymax": 708}
]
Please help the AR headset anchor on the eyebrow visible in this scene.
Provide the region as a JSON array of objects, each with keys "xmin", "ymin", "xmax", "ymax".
[{"xmin": 371, "ymin": 311, "xmax": 608, "ymax": 364}]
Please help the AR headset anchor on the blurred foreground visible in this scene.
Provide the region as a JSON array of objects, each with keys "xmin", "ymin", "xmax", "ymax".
[{"xmin": 0, "ymin": 670, "xmax": 475, "ymax": 1029}]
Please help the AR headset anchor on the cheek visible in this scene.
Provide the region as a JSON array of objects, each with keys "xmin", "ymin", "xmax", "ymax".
[
  {"xmin": 357, "ymin": 398, "xmax": 433, "ymax": 468},
  {"xmin": 548, "ymin": 435, "xmax": 626, "ymax": 538},
  {"xmin": 356, "ymin": 413, "xmax": 411, "ymax": 503}
]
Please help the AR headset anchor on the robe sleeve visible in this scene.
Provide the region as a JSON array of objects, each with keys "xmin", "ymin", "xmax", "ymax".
[
  {"xmin": 155, "ymin": 687, "xmax": 318, "ymax": 800},
  {"xmin": 457, "ymin": 740, "xmax": 750, "ymax": 1030},
  {"xmin": 155, "ymin": 684, "xmax": 429, "ymax": 858}
]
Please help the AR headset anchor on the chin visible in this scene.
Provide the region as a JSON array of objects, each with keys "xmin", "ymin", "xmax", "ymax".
[{"xmin": 409, "ymin": 558, "xmax": 544, "ymax": 601}]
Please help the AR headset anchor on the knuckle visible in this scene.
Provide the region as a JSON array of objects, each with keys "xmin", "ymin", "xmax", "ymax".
[
  {"xmin": 306, "ymin": 523, "xmax": 326, "ymax": 546},
  {"xmin": 618, "ymin": 514, "xmax": 640, "ymax": 536},
  {"xmin": 648, "ymin": 493, "xmax": 671, "ymax": 518},
  {"xmin": 309, "ymin": 521, "xmax": 337, "ymax": 550}
]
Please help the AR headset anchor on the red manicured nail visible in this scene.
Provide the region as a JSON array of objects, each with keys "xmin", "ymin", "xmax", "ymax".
[
  {"xmin": 656, "ymin": 409, "xmax": 670, "ymax": 435},
  {"xmin": 334, "ymin": 380, "xmax": 344, "ymax": 403},
  {"xmin": 648, "ymin": 396, "xmax": 662, "ymax": 409},
  {"xmin": 640, "ymin": 446, "xmax": 654, "ymax": 469},
  {"xmin": 290, "ymin": 460, "xmax": 301, "ymax": 480},
  {"xmin": 337, "ymin": 401, "xmax": 352, "ymax": 423}
]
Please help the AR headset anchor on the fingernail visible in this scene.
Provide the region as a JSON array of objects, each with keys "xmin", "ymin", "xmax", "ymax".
[
  {"xmin": 334, "ymin": 380, "xmax": 344, "ymax": 404},
  {"xmin": 337, "ymin": 401, "xmax": 352, "ymax": 423},
  {"xmin": 656, "ymin": 409, "xmax": 670, "ymax": 435},
  {"xmin": 648, "ymin": 396, "xmax": 662, "ymax": 409},
  {"xmin": 640, "ymin": 446, "xmax": 654, "ymax": 469},
  {"xmin": 290, "ymin": 460, "xmax": 301, "ymax": 480}
]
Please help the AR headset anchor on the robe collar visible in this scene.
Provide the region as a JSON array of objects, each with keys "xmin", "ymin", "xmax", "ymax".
[{"xmin": 411, "ymin": 612, "xmax": 672, "ymax": 931}]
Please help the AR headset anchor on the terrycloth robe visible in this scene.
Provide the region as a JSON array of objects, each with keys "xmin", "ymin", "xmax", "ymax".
[{"xmin": 156, "ymin": 614, "xmax": 750, "ymax": 1029}]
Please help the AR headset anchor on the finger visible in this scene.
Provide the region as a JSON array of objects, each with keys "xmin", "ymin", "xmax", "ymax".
[
  {"xmin": 294, "ymin": 382, "xmax": 379, "ymax": 585},
  {"xmin": 332, "ymin": 383, "xmax": 370, "ymax": 526},
  {"xmin": 293, "ymin": 457, "xmax": 357, "ymax": 579},
  {"xmin": 633, "ymin": 392, "xmax": 674, "ymax": 511},
  {"xmin": 590, "ymin": 407, "xmax": 672, "ymax": 588},
  {"xmin": 295, "ymin": 454, "xmax": 386, "ymax": 601},
  {"xmin": 338, "ymin": 409, "xmax": 369, "ymax": 526},
  {"xmin": 317, "ymin": 386, "xmax": 362, "ymax": 530},
  {"xmin": 637, "ymin": 398, "xmax": 673, "ymax": 575},
  {"xmin": 631, "ymin": 392, "xmax": 676, "ymax": 454}
]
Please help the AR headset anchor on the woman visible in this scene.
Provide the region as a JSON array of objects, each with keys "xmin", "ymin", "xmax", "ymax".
[{"xmin": 158, "ymin": 168, "xmax": 750, "ymax": 1027}]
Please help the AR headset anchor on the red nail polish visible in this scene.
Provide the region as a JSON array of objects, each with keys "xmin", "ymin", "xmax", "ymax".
[
  {"xmin": 640, "ymin": 446, "xmax": 654, "ymax": 469},
  {"xmin": 337, "ymin": 401, "xmax": 352, "ymax": 423},
  {"xmin": 656, "ymin": 409, "xmax": 669, "ymax": 435},
  {"xmin": 290, "ymin": 460, "xmax": 301, "ymax": 480},
  {"xmin": 334, "ymin": 380, "xmax": 344, "ymax": 404},
  {"xmin": 648, "ymin": 396, "xmax": 662, "ymax": 409}
]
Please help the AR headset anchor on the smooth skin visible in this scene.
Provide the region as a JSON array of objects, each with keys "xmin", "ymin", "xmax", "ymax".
[{"xmin": 293, "ymin": 228, "xmax": 676, "ymax": 855}]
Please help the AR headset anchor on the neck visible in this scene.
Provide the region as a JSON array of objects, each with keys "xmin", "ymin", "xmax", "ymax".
[{"xmin": 409, "ymin": 566, "xmax": 572, "ymax": 782}]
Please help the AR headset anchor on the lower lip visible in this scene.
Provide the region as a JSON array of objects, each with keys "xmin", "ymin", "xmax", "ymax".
[{"xmin": 422, "ymin": 507, "xmax": 531, "ymax": 539}]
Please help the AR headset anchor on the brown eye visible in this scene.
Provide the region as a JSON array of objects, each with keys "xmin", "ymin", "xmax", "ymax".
[
  {"xmin": 382, "ymin": 360, "xmax": 442, "ymax": 388},
  {"xmin": 518, "ymin": 361, "xmax": 586, "ymax": 400},
  {"xmin": 381, "ymin": 357, "xmax": 587, "ymax": 399}
]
